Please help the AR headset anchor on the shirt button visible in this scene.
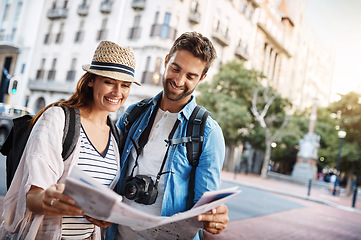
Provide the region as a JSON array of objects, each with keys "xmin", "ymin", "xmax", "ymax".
[
  {"xmin": 126, "ymin": 150, "xmax": 129, "ymax": 153},
  {"xmin": 164, "ymin": 114, "xmax": 167, "ymax": 118},
  {"xmin": 139, "ymin": 129, "xmax": 142, "ymax": 132},
  {"xmin": 156, "ymin": 124, "xmax": 159, "ymax": 128}
]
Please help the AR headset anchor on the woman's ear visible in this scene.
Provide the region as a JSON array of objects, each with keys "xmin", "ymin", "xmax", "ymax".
[{"xmin": 88, "ymin": 78, "xmax": 94, "ymax": 87}]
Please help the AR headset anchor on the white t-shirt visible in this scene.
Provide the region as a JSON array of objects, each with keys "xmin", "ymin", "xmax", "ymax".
[{"xmin": 123, "ymin": 108, "xmax": 178, "ymax": 215}]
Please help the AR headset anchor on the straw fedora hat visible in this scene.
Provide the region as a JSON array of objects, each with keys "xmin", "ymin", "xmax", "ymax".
[{"xmin": 82, "ymin": 41, "xmax": 141, "ymax": 86}]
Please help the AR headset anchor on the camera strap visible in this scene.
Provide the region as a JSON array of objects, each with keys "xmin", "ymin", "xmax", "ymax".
[{"xmin": 129, "ymin": 100, "xmax": 180, "ymax": 188}]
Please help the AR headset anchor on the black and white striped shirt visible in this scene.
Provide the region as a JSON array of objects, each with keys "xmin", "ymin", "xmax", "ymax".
[{"xmin": 62, "ymin": 126, "xmax": 117, "ymax": 239}]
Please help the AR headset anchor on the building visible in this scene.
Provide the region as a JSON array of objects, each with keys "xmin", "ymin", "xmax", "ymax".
[{"xmin": 1, "ymin": 0, "xmax": 334, "ymax": 113}]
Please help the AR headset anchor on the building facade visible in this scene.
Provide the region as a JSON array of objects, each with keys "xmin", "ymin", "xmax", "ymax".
[{"xmin": 0, "ymin": 0, "xmax": 335, "ymax": 113}]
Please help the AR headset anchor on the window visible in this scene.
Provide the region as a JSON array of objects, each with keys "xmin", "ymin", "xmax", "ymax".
[
  {"xmin": 97, "ymin": 18, "xmax": 108, "ymax": 40},
  {"xmin": 55, "ymin": 23, "xmax": 64, "ymax": 43},
  {"xmin": 129, "ymin": 15, "xmax": 141, "ymax": 40},
  {"xmin": 161, "ymin": 12, "xmax": 171, "ymax": 39},
  {"xmin": 153, "ymin": 57, "xmax": 162, "ymax": 85},
  {"xmin": 44, "ymin": 23, "xmax": 53, "ymax": 44},
  {"xmin": 36, "ymin": 59, "xmax": 46, "ymax": 80},
  {"xmin": 48, "ymin": 58, "xmax": 57, "ymax": 81},
  {"xmin": 66, "ymin": 58, "xmax": 76, "ymax": 81},
  {"xmin": 75, "ymin": 20, "xmax": 84, "ymax": 43},
  {"xmin": 141, "ymin": 56, "xmax": 151, "ymax": 84}
]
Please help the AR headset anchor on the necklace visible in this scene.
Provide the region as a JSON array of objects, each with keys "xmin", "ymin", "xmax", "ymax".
[{"xmin": 81, "ymin": 113, "xmax": 109, "ymax": 133}]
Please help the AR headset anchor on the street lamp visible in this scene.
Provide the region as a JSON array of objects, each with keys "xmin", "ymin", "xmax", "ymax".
[{"xmin": 333, "ymin": 130, "xmax": 346, "ymax": 196}]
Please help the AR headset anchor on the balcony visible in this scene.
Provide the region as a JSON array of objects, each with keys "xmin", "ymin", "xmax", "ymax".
[
  {"xmin": 189, "ymin": 11, "xmax": 200, "ymax": 24},
  {"xmin": 100, "ymin": 1, "xmax": 112, "ymax": 14},
  {"xmin": 150, "ymin": 24, "xmax": 177, "ymax": 40},
  {"xmin": 212, "ymin": 28, "xmax": 230, "ymax": 47},
  {"xmin": 28, "ymin": 79, "xmax": 75, "ymax": 93},
  {"xmin": 77, "ymin": 4, "xmax": 89, "ymax": 16},
  {"xmin": 128, "ymin": 27, "xmax": 142, "ymax": 40},
  {"xmin": 47, "ymin": 8, "xmax": 68, "ymax": 20},
  {"xmin": 235, "ymin": 45, "xmax": 249, "ymax": 61},
  {"xmin": 131, "ymin": 0, "xmax": 145, "ymax": 10}
]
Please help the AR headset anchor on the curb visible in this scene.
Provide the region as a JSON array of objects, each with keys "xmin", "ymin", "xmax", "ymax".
[{"xmin": 222, "ymin": 178, "xmax": 361, "ymax": 214}]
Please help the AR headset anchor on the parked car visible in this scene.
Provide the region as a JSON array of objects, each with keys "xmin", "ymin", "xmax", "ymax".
[{"xmin": 0, "ymin": 103, "xmax": 34, "ymax": 146}]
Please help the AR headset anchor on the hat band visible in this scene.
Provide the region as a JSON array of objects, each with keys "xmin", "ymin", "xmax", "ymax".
[{"xmin": 89, "ymin": 61, "xmax": 134, "ymax": 77}]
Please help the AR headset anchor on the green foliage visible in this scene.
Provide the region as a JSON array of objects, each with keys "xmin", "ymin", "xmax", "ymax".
[
  {"xmin": 327, "ymin": 92, "xmax": 361, "ymax": 175},
  {"xmin": 197, "ymin": 60, "xmax": 262, "ymax": 145}
]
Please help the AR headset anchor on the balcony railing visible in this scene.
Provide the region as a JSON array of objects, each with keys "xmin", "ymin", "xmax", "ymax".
[
  {"xmin": 55, "ymin": 33, "xmax": 63, "ymax": 44},
  {"xmin": 150, "ymin": 24, "xmax": 177, "ymax": 40},
  {"xmin": 28, "ymin": 79, "xmax": 75, "ymax": 93},
  {"xmin": 47, "ymin": 70, "xmax": 56, "ymax": 81},
  {"xmin": 36, "ymin": 70, "xmax": 45, "ymax": 80},
  {"xmin": 47, "ymin": 8, "xmax": 68, "ymax": 20},
  {"xmin": 128, "ymin": 27, "xmax": 142, "ymax": 40},
  {"xmin": 66, "ymin": 70, "xmax": 76, "ymax": 81},
  {"xmin": 74, "ymin": 31, "xmax": 84, "ymax": 43},
  {"xmin": 212, "ymin": 28, "xmax": 230, "ymax": 46},
  {"xmin": 131, "ymin": 0, "xmax": 145, "ymax": 10},
  {"xmin": 100, "ymin": 1, "xmax": 112, "ymax": 14},
  {"xmin": 235, "ymin": 45, "xmax": 249, "ymax": 60},
  {"xmin": 44, "ymin": 34, "xmax": 51, "ymax": 44},
  {"xmin": 189, "ymin": 11, "xmax": 200, "ymax": 24},
  {"xmin": 77, "ymin": 4, "xmax": 89, "ymax": 16},
  {"xmin": 0, "ymin": 34, "xmax": 14, "ymax": 42}
]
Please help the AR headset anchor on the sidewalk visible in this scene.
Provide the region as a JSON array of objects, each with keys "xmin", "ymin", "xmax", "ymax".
[
  {"xmin": 221, "ymin": 171, "xmax": 361, "ymax": 212},
  {"xmin": 206, "ymin": 171, "xmax": 361, "ymax": 240}
]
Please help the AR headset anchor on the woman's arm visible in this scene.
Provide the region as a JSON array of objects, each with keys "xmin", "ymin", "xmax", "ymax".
[{"xmin": 26, "ymin": 184, "xmax": 83, "ymax": 216}]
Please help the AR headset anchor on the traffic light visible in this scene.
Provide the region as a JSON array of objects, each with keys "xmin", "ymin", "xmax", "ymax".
[{"xmin": 8, "ymin": 77, "xmax": 18, "ymax": 94}]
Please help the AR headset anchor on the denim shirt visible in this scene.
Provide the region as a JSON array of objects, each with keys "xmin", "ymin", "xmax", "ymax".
[{"xmin": 106, "ymin": 92, "xmax": 225, "ymax": 239}]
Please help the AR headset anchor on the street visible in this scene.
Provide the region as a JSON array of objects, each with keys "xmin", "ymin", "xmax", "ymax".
[{"xmin": 1, "ymin": 155, "xmax": 361, "ymax": 239}]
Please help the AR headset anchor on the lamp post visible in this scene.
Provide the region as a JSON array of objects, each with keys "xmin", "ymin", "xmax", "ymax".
[{"xmin": 333, "ymin": 130, "xmax": 346, "ymax": 196}]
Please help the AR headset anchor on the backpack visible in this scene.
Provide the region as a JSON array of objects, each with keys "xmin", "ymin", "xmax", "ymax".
[
  {"xmin": 122, "ymin": 98, "xmax": 210, "ymax": 208},
  {"xmin": 0, "ymin": 106, "xmax": 121, "ymax": 190}
]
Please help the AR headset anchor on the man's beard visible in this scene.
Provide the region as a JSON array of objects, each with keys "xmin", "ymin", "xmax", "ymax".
[{"xmin": 163, "ymin": 78, "xmax": 195, "ymax": 102}]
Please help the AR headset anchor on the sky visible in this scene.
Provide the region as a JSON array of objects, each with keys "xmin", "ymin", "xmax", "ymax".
[{"xmin": 302, "ymin": 0, "xmax": 361, "ymax": 102}]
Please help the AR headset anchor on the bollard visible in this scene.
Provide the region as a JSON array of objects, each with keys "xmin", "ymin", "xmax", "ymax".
[
  {"xmin": 352, "ymin": 187, "xmax": 358, "ymax": 208},
  {"xmin": 307, "ymin": 179, "xmax": 312, "ymax": 197}
]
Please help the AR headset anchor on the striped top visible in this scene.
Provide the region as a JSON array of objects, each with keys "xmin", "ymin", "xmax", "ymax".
[{"xmin": 61, "ymin": 126, "xmax": 118, "ymax": 239}]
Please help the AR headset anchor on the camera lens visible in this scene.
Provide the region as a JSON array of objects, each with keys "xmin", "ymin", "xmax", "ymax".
[
  {"xmin": 126, "ymin": 185, "xmax": 137, "ymax": 198},
  {"xmin": 124, "ymin": 181, "xmax": 140, "ymax": 200}
]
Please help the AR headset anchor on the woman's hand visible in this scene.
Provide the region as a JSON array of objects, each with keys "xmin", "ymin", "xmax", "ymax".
[
  {"xmin": 26, "ymin": 184, "xmax": 83, "ymax": 216},
  {"xmin": 83, "ymin": 215, "xmax": 113, "ymax": 228},
  {"xmin": 197, "ymin": 204, "xmax": 229, "ymax": 234}
]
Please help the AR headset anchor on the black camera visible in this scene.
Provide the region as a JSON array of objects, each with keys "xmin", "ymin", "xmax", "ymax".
[{"xmin": 120, "ymin": 175, "xmax": 158, "ymax": 205}]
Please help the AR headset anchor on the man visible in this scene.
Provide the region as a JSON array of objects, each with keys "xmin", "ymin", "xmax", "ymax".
[{"xmin": 107, "ymin": 32, "xmax": 228, "ymax": 239}]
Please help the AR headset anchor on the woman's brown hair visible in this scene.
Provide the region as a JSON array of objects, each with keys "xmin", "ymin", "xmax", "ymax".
[{"xmin": 31, "ymin": 72, "xmax": 96, "ymax": 125}]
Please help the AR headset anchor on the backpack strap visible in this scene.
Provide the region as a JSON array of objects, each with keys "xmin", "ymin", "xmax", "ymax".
[
  {"xmin": 186, "ymin": 105, "xmax": 210, "ymax": 209},
  {"xmin": 60, "ymin": 106, "xmax": 81, "ymax": 160},
  {"xmin": 123, "ymin": 98, "xmax": 153, "ymax": 137}
]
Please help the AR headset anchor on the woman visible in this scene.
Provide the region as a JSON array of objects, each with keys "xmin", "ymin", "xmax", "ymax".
[{"xmin": 0, "ymin": 41, "xmax": 140, "ymax": 239}]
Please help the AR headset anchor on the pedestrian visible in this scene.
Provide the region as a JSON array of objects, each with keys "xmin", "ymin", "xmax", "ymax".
[
  {"xmin": 106, "ymin": 32, "xmax": 228, "ymax": 239},
  {"xmin": 0, "ymin": 41, "xmax": 139, "ymax": 239}
]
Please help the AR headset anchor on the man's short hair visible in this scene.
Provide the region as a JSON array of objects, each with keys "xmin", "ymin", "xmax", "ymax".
[{"xmin": 168, "ymin": 32, "xmax": 217, "ymax": 77}]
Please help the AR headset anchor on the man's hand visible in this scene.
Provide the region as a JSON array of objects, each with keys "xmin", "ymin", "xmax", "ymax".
[
  {"xmin": 83, "ymin": 215, "xmax": 113, "ymax": 228},
  {"xmin": 197, "ymin": 204, "xmax": 229, "ymax": 234}
]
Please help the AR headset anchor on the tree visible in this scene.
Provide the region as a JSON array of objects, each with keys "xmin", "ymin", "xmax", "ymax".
[
  {"xmin": 251, "ymin": 87, "xmax": 291, "ymax": 178},
  {"xmin": 328, "ymin": 92, "xmax": 361, "ymax": 194},
  {"xmin": 197, "ymin": 60, "xmax": 262, "ymax": 170}
]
